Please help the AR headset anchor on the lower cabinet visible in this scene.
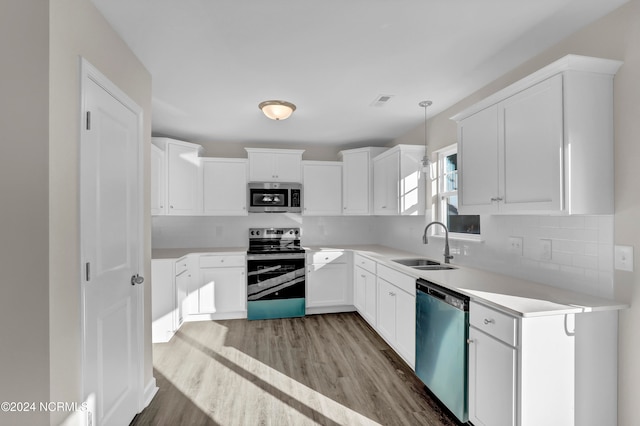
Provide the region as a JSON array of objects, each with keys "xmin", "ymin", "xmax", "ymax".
[
  {"xmin": 174, "ymin": 262, "xmax": 190, "ymax": 328},
  {"xmin": 376, "ymin": 265, "xmax": 416, "ymax": 368},
  {"xmin": 152, "ymin": 252, "xmax": 247, "ymax": 343},
  {"xmin": 468, "ymin": 325, "xmax": 517, "ymax": 426},
  {"xmin": 306, "ymin": 250, "xmax": 352, "ymax": 313},
  {"xmin": 468, "ymin": 301, "xmax": 576, "ymax": 426},
  {"xmin": 354, "ymin": 254, "xmax": 377, "ymax": 327},
  {"xmin": 151, "ymin": 258, "xmax": 177, "ymax": 343},
  {"xmin": 194, "ymin": 254, "xmax": 246, "ymax": 319}
]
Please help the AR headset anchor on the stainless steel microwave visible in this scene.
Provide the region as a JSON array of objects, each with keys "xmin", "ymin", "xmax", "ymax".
[{"xmin": 247, "ymin": 182, "xmax": 302, "ymax": 213}]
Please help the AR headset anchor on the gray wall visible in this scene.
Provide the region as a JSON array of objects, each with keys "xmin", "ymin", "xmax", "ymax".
[
  {"xmin": 0, "ymin": 1, "xmax": 50, "ymax": 425},
  {"xmin": 49, "ymin": 0, "xmax": 153, "ymax": 424}
]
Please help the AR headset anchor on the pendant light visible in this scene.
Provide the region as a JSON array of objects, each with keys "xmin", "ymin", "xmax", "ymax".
[
  {"xmin": 259, "ymin": 100, "xmax": 296, "ymax": 120},
  {"xmin": 419, "ymin": 100, "xmax": 432, "ymax": 171}
]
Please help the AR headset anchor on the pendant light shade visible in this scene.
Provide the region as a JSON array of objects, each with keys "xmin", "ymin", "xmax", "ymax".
[{"xmin": 259, "ymin": 100, "xmax": 296, "ymax": 120}]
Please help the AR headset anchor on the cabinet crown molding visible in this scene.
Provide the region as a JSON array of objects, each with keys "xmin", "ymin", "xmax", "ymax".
[
  {"xmin": 151, "ymin": 137, "xmax": 204, "ymax": 153},
  {"xmin": 244, "ymin": 147, "xmax": 305, "ymax": 155},
  {"xmin": 451, "ymin": 54, "xmax": 623, "ymax": 122}
]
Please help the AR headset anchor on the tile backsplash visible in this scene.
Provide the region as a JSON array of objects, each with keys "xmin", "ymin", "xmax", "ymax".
[
  {"xmin": 153, "ymin": 213, "xmax": 615, "ymax": 299},
  {"xmin": 378, "ymin": 214, "xmax": 615, "ymax": 299}
]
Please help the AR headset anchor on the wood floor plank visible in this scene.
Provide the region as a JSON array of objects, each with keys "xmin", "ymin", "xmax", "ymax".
[{"xmin": 131, "ymin": 313, "xmax": 458, "ymax": 426}]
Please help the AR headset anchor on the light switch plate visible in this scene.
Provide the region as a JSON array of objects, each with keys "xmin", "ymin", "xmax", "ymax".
[
  {"xmin": 540, "ymin": 239, "xmax": 552, "ymax": 261},
  {"xmin": 615, "ymin": 245, "xmax": 634, "ymax": 272},
  {"xmin": 509, "ymin": 236, "xmax": 523, "ymax": 255}
]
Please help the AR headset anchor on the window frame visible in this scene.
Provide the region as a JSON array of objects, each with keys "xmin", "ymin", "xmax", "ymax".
[{"xmin": 433, "ymin": 143, "xmax": 482, "ymax": 241}]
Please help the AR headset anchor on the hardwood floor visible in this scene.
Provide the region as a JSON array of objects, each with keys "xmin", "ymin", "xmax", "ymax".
[{"xmin": 131, "ymin": 313, "xmax": 459, "ymax": 426}]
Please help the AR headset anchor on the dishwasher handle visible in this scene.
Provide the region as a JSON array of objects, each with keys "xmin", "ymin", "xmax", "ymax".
[
  {"xmin": 417, "ymin": 279, "xmax": 469, "ymax": 311},
  {"xmin": 427, "ymin": 287, "xmax": 448, "ymax": 301}
]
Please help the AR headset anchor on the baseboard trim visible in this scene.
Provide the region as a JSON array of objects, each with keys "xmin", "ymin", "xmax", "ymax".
[
  {"xmin": 306, "ymin": 305, "xmax": 356, "ymax": 315},
  {"xmin": 143, "ymin": 377, "xmax": 159, "ymax": 409}
]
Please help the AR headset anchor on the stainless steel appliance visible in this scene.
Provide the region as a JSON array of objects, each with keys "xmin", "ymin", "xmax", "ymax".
[
  {"xmin": 247, "ymin": 182, "xmax": 302, "ymax": 213},
  {"xmin": 415, "ymin": 278, "xmax": 469, "ymax": 423},
  {"xmin": 246, "ymin": 228, "xmax": 305, "ymax": 320}
]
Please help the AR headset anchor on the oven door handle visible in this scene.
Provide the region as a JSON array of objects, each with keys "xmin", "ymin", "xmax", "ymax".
[{"xmin": 247, "ymin": 253, "xmax": 306, "ymax": 261}]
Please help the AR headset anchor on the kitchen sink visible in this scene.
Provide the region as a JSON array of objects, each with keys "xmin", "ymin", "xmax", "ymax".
[
  {"xmin": 392, "ymin": 258, "xmax": 441, "ymax": 267},
  {"xmin": 392, "ymin": 258, "xmax": 457, "ymax": 271},
  {"xmin": 412, "ymin": 265, "xmax": 456, "ymax": 270}
]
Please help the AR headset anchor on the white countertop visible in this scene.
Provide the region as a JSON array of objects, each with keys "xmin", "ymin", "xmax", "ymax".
[
  {"xmin": 312, "ymin": 244, "xmax": 627, "ymax": 318},
  {"xmin": 152, "ymin": 244, "xmax": 628, "ymax": 318},
  {"xmin": 152, "ymin": 247, "xmax": 247, "ymax": 259}
]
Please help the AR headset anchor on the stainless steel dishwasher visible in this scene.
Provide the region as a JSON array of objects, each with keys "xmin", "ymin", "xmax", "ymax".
[{"xmin": 415, "ymin": 278, "xmax": 469, "ymax": 424}]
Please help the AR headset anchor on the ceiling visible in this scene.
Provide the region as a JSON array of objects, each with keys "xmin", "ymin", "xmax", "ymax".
[{"xmin": 92, "ymin": 0, "xmax": 627, "ymax": 147}]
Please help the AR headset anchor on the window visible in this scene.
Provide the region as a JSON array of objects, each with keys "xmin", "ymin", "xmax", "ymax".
[{"xmin": 435, "ymin": 145, "xmax": 480, "ymax": 237}]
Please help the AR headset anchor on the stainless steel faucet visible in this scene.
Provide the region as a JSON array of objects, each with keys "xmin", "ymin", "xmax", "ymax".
[{"xmin": 422, "ymin": 221, "xmax": 454, "ymax": 264}]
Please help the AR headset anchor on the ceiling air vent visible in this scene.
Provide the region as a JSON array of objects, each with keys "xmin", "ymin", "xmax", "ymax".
[{"xmin": 370, "ymin": 94, "xmax": 394, "ymax": 107}]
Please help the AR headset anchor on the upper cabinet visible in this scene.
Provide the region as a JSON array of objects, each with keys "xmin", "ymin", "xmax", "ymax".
[
  {"xmin": 151, "ymin": 143, "xmax": 166, "ymax": 215},
  {"xmin": 302, "ymin": 161, "xmax": 342, "ymax": 216},
  {"xmin": 452, "ymin": 54, "xmax": 623, "ymax": 215},
  {"xmin": 372, "ymin": 145, "xmax": 425, "ymax": 216},
  {"xmin": 339, "ymin": 147, "xmax": 387, "ymax": 215},
  {"xmin": 152, "ymin": 137, "xmax": 204, "ymax": 216},
  {"xmin": 245, "ymin": 148, "xmax": 304, "ymax": 182},
  {"xmin": 202, "ymin": 158, "xmax": 248, "ymax": 215}
]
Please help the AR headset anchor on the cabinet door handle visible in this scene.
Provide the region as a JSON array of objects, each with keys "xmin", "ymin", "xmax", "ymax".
[
  {"xmin": 389, "ymin": 291, "xmax": 395, "ymax": 296},
  {"xmin": 484, "ymin": 318, "xmax": 495, "ymax": 325},
  {"xmin": 467, "ymin": 339, "xmax": 474, "ymax": 344},
  {"xmin": 360, "ymin": 274, "xmax": 366, "ymax": 278}
]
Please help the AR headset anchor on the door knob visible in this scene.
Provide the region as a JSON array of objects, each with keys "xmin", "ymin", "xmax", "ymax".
[{"xmin": 131, "ymin": 274, "xmax": 144, "ymax": 286}]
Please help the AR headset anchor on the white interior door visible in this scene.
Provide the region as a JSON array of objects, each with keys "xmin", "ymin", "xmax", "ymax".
[{"xmin": 81, "ymin": 60, "xmax": 143, "ymax": 426}]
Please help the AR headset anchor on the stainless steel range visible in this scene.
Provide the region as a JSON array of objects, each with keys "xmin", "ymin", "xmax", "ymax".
[{"xmin": 246, "ymin": 228, "xmax": 305, "ymax": 320}]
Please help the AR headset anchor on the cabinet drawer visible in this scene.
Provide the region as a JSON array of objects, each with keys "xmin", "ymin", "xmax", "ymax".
[
  {"xmin": 199, "ymin": 254, "xmax": 245, "ymax": 268},
  {"xmin": 308, "ymin": 250, "xmax": 347, "ymax": 264},
  {"xmin": 470, "ymin": 302, "xmax": 518, "ymax": 346},
  {"xmin": 175, "ymin": 257, "xmax": 189, "ymax": 275},
  {"xmin": 377, "ymin": 264, "xmax": 415, "ymax": 295},
  {"xmin": 354, "ymin": 253, "xmax": 376, "ymax": 274}
]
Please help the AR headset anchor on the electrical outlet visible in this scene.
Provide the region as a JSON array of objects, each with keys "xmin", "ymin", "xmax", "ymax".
[
  {"xmin": 540, "ymin": 239, "xmax": 552, "ymax": 261},
  {"xmin": 509, "ymin": 236, "xmax": 523, "ymax": 255},
  {"xmin": 615, "ymin": 245, "xmax": 634, "ymax": 272}
]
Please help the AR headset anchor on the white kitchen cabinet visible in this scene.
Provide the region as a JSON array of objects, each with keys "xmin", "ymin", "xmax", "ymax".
[
  {"xmin": 245, "ymin": 147, "xmax": 304, "ymax": 182},
  {"xmin": 306, "ymin": 250, "xmax": 351, "ymax": 313},
  {"xmin": 376, "ymin": 264, "xmax": 416, "ymax": 367},
  {"xmin": 373, "ymin": 151, "xmax": 398, "ymax": 215},
  {"xmin": 174, "ymin": 256, "xmax": 192, "ymax": 327},
  {"xmin": 151, "ymin": 143, "xmax": 166, "ymax": 215},
  {"xmin": 468, "ymin": 319, "xmax": 517, "ymax": 426},
  {"xmin": 339, "ymin": 147, "xmax": 387, "ymax": 215},
  {"xmin": 194, "ymin": 254, "xmax": 246, "ymax": 319},
  {"xmin": 353, "ymin": 253, "xmax": 377, "ymax": 327},
  {"xmin": 302, "ymin": 161, "xmax": 342, "ymax": 216},
  {"xmin": 151, "ymin": 259, "xmax": 176, "ymax": 343},
  {"xmin": 372, "ymin": 144, "xmax": 425, "ymax": 216},
  {"xmin": 202, "ymin": 158, "xmax": 248, "ymax": 215},
  {"xmin": 453, "ymin": 55, "xmax": 623, "ymax": 215},
  {"xmin": 152, "ymin": 137, "xmax": 204, "ymax": 216},
  {"xmin": 468, "ymin": 301, "xmax": 577, "ymax": 426}
]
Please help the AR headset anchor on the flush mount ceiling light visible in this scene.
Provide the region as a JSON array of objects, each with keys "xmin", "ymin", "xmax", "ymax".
[{"xmin": 258, "ymin": 100, "xmax": 296, "ymax": 120}]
